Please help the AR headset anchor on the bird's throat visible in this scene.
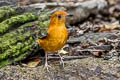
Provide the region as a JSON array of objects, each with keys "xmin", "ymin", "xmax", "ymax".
[{"xmin": 48, "ymin": 23, "xmax": 67, "ymax": 38}]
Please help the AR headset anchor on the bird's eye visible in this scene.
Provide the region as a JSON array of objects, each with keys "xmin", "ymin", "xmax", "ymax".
[{"xmin": 57, "ymin": 15, "xmax": 62, "ymax": 19}]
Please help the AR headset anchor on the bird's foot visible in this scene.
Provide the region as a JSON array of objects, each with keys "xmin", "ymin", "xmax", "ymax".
[
  {"xmin": 44, "ymin": 62, "xmax": 51, "ymax": 72},
  {"xmin": 58, "ymin": 53, "xmax": 64, "ymax": 67},
  {"xmin": 60, "ymin": 56, "xmax": 64, "ymax": 67}
]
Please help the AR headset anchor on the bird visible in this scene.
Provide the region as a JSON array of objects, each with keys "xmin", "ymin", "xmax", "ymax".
[{"xmin": 38, "ymin": 11, "xmax": 72, "ymax": 71}]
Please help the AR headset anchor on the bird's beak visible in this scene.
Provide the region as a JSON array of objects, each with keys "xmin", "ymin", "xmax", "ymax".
[{"xmin": 65, "ymin": 14, "xmax": 73, "ymax": 18}]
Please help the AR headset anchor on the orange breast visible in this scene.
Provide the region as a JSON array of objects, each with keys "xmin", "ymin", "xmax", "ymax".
[{"xmin": 38, "ymin": 24, "xmax": 68, "ymax": 52}]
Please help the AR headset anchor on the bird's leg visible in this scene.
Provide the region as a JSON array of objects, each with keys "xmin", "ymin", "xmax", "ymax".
[
  {"xmin": 58, "ymin": 51, "xmax": 64, "ymax": 67},
  {"xmin": 44, "ymin": 53, "xmax": 51, "ymax": 72}
]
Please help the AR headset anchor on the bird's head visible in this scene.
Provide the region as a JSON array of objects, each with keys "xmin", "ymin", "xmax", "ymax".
[{"xmin": 49, "ymin": 11, "xmax": 73, "ymax": 26}]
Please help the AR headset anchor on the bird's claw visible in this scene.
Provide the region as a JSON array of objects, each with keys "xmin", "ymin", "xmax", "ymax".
[
  {"xmin": 44, "ymin": 63, "xmax": 51, "ymax": 72},
  {"xmin": 59, "ymin": 56, "xmax": 64, "ymax": 67}
]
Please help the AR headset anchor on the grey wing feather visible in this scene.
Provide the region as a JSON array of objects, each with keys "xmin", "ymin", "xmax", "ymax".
[
  {"xmin": 39, "ymin": 32, "xmax": 48, "ymax": 39},
  {"xmin": 37, "ymin": 26, "xmax": 49, "ymax": 39}
]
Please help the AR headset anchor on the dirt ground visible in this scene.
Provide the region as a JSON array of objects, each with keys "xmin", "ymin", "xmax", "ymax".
[{"xmin": 0, "ymin": 58, "xmax": 120, "ymax": 80}]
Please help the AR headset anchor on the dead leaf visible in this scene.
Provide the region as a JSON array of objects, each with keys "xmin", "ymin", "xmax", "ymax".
[
  {"xmin": 91, "ymin": 51, "xmax": 102, "ymax": 57},
  {"xmin": 59, "ymin": 49, "xmax": 68, "ymax": 54},
  {"xmin": 99, "ymin": 24, "xmax": 120, "ymax": 32},
  {"xmin": 27, "ymin": 58, "xmax": 42, "ymax": 67},
  {"xmin": 107, "ymin": 0, "xmax": 120, "ymax": 5},
  {"xmin": 80, "ymin": 42, "xmax": 90, "ymax": 48}
]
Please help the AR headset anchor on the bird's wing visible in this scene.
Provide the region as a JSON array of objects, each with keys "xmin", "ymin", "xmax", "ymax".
[
  {"xmin": 37, "ymin": 26, "xmax": 49, "ymax": 39},
  {"xmin": 39, "ymin": 32, "xmax": 48, "ymax": 39}
]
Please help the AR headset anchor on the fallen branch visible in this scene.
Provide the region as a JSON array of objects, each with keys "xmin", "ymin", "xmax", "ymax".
[
  {"xmin": 77, "ymin": 49, "xmax": 105, "ymax": 52},
  {"xmin": 48, "ymin": 55, "xmax": 89, "ymax": 60},
  {"xmin": 106, "ymin": 38, "xmax": 120, "ymax": 43}
]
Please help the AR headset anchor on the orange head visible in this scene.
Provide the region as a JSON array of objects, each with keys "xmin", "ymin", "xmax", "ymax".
[{"xmin": 49, "ymin": 11, "xmax": 72, "ymax": 26}]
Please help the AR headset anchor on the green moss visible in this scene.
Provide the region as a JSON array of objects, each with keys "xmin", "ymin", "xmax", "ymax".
[
  {"xmin": 0, "ymin": 6, "xmax": 16, "ymax": 20},
  {"xmin": 0, "ymin": 8, "xmax": 51, "ymax": 68},
  {"xmin": 0, "ymin": 13, "xmax": 37, "ymax": 34},
  {"xmin": 38, "ymin": 10, "xmax": 51, "ymax": 22},
  {"xmin": 0, "ymin": 36, "xmax": 36, "ymax": 61},
  {"xmin": 0, "ymin": 59, "xmax": 11, "ymax": 68},
  {"xmin": 0, "ymin": 51, "xmax": 33, "ymax": 68},
  {"xmin": 93, "ymin": 34, "xmax": 99, "ymax": 41},
  {"xmin": 0, "ymin": 6, "xmax": 12, "ymax": 10},
  {"xmin": 0, "ymin": 22, "xmax": 38, "ymax": 53}
]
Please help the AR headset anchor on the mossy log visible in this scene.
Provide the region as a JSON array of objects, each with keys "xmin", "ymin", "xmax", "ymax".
[
  {"xmin": 0, "ymin": 6, "xmax": 51, "ymax": 68},
  {"xmin": 0, "ymin": 6, "xmax": 16, "ymax": 21}
]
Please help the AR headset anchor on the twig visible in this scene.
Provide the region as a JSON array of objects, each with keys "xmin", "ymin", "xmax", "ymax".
[
  {"xmin": 77, "ymin": 49, "xmax": 105, "ymax": 52},
  {"xmin": 47, "ymin": 55, "xmax": 89, "ymax": 60},
  {"xmin": 107, "ymin": 38, "xmax": 120, "ymax": 43}
]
